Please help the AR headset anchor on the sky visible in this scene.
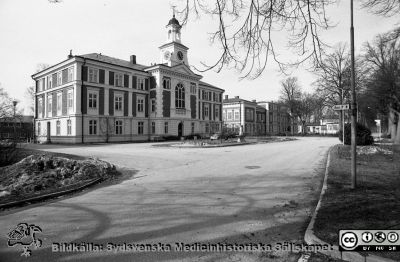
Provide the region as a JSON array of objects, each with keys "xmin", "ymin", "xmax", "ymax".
[{"xmin": 0, "ymin": 0, "xmax": 398, "ymax": 115}]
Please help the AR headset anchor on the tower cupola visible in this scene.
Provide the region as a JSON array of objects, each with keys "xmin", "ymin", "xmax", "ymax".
[{"xmin": 166, "ymin": 11, "xmax": 182, "ymax": 43}]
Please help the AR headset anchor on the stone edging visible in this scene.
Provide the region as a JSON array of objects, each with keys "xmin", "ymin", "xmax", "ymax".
[
  {"xmin": 0, "ymin": 178, "xmax": 102, "ymax": 210},
  {"xmin": 303, "ymin": 146, "xmax": 396, "ymax": 262}
]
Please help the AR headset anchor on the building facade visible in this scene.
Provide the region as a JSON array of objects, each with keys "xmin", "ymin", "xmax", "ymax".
[
  {"xmin": 0, "ymin": 116, "xmax": 34, "ymax": 141},
  {"xmin": 258, "ymin": 101, "xmax": 291, "ymax": 135},
  {"xmin": 222, "ymin": 96, "xmax": 267, "ymax": 136},
  {"xmin": 222, "ymin": 97, "xmax": 292, "ymax": 136},
  {"xmin": 32, "ymin": 15, "xmax": 224, "ymax": 144}
]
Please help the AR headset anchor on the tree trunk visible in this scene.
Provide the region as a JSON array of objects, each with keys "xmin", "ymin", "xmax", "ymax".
[
  {"xmin": 394, "ymin": 113, "xmax": 400, "ymax": 145},
  {"xmin": 389, "ymin": 109, "xmax": 397, "ymax": 142},
  {"xmin": 291, "ymin": 117, "xmax": 294, "ymax": 135}
]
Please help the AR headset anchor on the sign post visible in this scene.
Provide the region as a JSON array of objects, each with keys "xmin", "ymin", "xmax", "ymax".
[{"xmin": 333, "ymin": 104, "xmax": 350, "ymax": 145}]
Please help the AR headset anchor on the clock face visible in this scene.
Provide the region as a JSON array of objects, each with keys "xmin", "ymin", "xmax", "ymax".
[
  {"xmin": 177, "ymin": 51, "xmax": 184, "ymax": 60},
  {"xmin": 164, "ymin": 51, "xmax": 170, "ymax": 60}
]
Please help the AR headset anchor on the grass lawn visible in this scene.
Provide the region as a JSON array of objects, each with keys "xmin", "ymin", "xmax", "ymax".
[{"xmin": 314, "ymin": 144, "xmax": 400, "ymax": 261}]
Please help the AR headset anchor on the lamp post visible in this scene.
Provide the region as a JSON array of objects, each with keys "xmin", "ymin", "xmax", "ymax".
[
  {"xmin": 12, "ymin": 100, "xmax": 18, "ymax": 141},
  {"xmin": 350, "ymin": 0, "xmax": 357, "ymax": 189}
]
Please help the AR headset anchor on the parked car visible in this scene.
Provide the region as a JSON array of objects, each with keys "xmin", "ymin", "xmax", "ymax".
[{"xmin": 210, "ymin": 133, "xmax": 220, "ymax": 140}]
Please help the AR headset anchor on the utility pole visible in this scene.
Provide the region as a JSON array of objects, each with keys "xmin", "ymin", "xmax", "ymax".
[
  {"xmin": 350, "ymin": 0, "xmax": 357, "ymax": 189},
  {"xmin": 13, "ymin": 100, "xmax": 18, "ymax": 141},
  {"xmin": 341, "ymin": 89, "xmax": 345, "ymax": 145}
]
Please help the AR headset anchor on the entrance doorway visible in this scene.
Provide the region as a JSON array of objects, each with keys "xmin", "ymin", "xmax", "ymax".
[{"xmin": 178, "ymin": 122, "xmax": 183, "ymax": 137}]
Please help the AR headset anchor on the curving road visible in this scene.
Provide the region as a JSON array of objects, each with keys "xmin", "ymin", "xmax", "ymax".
[{"xmin": 0, "ymin": 137, "xmax": 337, "ymax": 262}]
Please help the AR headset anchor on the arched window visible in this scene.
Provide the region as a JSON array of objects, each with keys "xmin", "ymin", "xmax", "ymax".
[{"xmin": 175, "ymin": 83, "xmax": 185, "ymax": 108}]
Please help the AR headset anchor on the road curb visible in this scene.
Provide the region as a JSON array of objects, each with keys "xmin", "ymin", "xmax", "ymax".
[
  {"xmin": 0, "ymin": 178, "xmax": 102, "ymax": 210},
  {"xmin": 303, "ymin": 146, "xmax": 397, "ymax": 262}
]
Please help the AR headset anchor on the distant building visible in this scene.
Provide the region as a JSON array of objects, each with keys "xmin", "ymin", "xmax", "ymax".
[
  {"xmin": 0, "ymin": 115, "xmax": 34, "ymax": 140},
  {"xmin": 222, "ymin": 95, "xmax": 266, "ymax": 136},
  {"xmin": 257, "ymin": 101, "xmax": 292, "ymax": 135},
  {"xmin": 304, "ymin": 117, "xmax": 339, "ymax": 135},
  {"xmin": 32, "ymin": 14, "xmax": 224, "ymax": 143}
]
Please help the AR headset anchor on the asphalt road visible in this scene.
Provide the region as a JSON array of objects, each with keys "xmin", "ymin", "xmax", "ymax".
[{"xmin": 0, "ymin": 137, "xmax": 337, "ymax": 262}]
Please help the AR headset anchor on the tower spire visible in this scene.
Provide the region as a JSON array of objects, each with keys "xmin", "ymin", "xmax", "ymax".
[{"xmin": 171, "ymin": 5, "xmax": 176, "ymax": 17}]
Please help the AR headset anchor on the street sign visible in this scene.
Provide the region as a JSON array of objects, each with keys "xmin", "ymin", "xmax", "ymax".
[{"xmin": 333, "ymin": 104, "xmax": 350, "ymax": 111}]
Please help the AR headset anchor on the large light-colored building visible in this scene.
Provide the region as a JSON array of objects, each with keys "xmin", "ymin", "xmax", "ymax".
[
  {"xmin": 222, "ymin": 97, "xmax": 293, "ymax": 136},
  {"xmin": 222, "ymin": 96, "xmax": 267, "ymax": 136},
  {"xmin": 32, "ymin": 14, "xmax": 224, "ymax": 143}
]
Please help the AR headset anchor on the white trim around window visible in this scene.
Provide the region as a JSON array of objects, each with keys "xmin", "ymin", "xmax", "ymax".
[
  {"xmin": 88, "ymin": 67, "xmax": 99, "ymax": 83},
  {"xmin": 87, "ymin": 89, "xmax": 99, "ymax": 115}
]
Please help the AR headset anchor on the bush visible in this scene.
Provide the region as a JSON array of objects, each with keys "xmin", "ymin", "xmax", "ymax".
[
  {"xmin": 161, "ymin": 135, "xmax": 180, "ymax": 141},
  {"xmin": 184, "ymin": 134, "xmax": 201, "ymax": 140},
  {"xmin": 338, "ymin": 123, "xmax": 374, "ymax": 145}
]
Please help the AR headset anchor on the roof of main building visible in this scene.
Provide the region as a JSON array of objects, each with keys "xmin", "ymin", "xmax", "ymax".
[{"xmin": 78, "ymin": 53, "xmax": 148, "ymax": 71}]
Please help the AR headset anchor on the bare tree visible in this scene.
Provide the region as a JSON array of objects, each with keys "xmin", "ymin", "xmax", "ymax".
[
  {"xmin": 0, "ymin": 85, "xmax": 15, "ymax": 119},
  {"xmin": 279, "ymin": 76, "xmax": 302, "ymax": 134},
  {"xmin": 363, "ymin": 31, "xmax": 400, "ymax": 143},
  {"xmin": 313, "ymin": 44, "xmax": 351, "ymax": 131},
  {"xmin": 177, "ymin": 0, "xmax": 337, "ymax": 79},
  {"xmin": 361, "ymin": 0, "xmax": 400, "ymax": 16}
]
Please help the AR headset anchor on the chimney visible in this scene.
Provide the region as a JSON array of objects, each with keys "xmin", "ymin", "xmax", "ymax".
[
  {"xmin": 130, "ymin": 55, "xmax": 136, "ymax": 64},
  {"xmin": 68, "ymin": 49, "xmax": 73, "ymax": 59},
  {"xmin": 224, "ymin": 95, "xmax": 228, "ymax": 100},
  {"xmin": 235, "ymin": 96, "xmax": 239, "ymax": 99},
  {"xmin": 252, "ymin": 99, "xmax": 256, "ymax": 102}
]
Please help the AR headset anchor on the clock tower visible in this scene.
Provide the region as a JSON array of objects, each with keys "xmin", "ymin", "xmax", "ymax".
[{"xmin": 159, "ymin": 11, "xmax": 189, "ymax": 66}]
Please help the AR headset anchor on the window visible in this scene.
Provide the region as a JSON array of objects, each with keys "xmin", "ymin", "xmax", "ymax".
[
  {"xmin": 190, "ymin": 83, "xmax": 196, "ymax": 94},
  {"xmin": 67, "ymin": 90, "xmax": 73, "ymax": 109},
  {"xmin": 191, "ymin": 122, "xmax": 195, "ymax": 134},
  {"xmin": 138, "ymin": 78, "xmax": 145, "ymax": 90},
  {"xmin": 205, "ymin": 123, "xmax": 210, "ymax": 133},
  {"xmin": 175, "ymin": 83, "xmax": 185, "ymax": 108},
  {"xmin": 56, "ymin": 120, "xmax": 61, "ymax": 135},
  {"xmin": 162, "ymin": 78, "xmax": 171, "ymax": 89},
  {"xmin": 138, "ymin": 122, "xmax": 144, "ymax": 134},
  {"xmin": 89, "ymin": 120, "xmax": 97, "ymax": 135},
  {"xmin": 215, "ymin": 107, "xmax": 219, "ymax": 118},
  {"xmin": 37, "ymin": 78, "xmax": 43, "ymax": 92},
  {"xmin": 151, "ymin": 99, "xmax": 156, "ymax": 112},
  {"xmin": 115, "ymin": 73, "xmax": 123, "ymax": 87},
  {"xmin": 115, "ymin": 95, "xmax": 123, "ymax": 111},
  {"xmin": 47, "ymin": 76, "xmax": 52, "ymax": 89},
  {"xmin": 235, "ymin": 111, "xmax": 239, "ymax": 120},
  {"xmin": 67, "ymin": 120, "xmax": 72, "ymax": 135},
  {"xmin": 47, "ymin": 95, "xmax": 52, "ymax": 115},
  {"xmin": 246, "ymin": 109, "xmax": 254, "ymax": 121},
  {"xmin": 57, "ymin": 72, "xmax": 62, "ymax": 86},
  {"xmin": 37, "ymin": 122, "xmax": 41, "ymax": 135},
  {"xmin": 204, "ymin": 105, "xmax": 209, "ymax": 117},
  {"xmin": 223, "ymin": 112, "xmax": 226, "ymax": 121},
  {"xmin": 88, "ymin": 68, "xmax": 98, "ymax": 83},
  {"xmin": 57, "ymin": 93, "xmax": 62, "ymax": 115},
  {"xmin": 68, "ymin": 67, "xmax": 74, "ymax": 82},
  {"xmin": 164, "ymin": 122, "xmax": 168, "ymax": 134},
  {"xmin": 115, "ymin": 120, "xmax": 123, "ymax": 135},
  {"xmin": 88, "ymin": 92, "xmax": 97, "ymax": 109},
  {"xmin": 151, "ymin": 122, "xmax": 155, "ymax": 134},
  {"xmin": 38, "ymin": 98, "xmax": 43, "ymax": 116},
  {"xmin": 137, "ymin": 98, "xmax": 144, "ymax": 112}
]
